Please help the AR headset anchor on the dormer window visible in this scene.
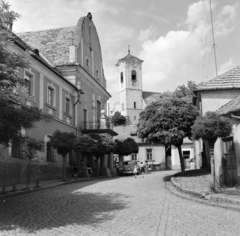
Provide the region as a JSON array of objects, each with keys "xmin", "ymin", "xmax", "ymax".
[{"xmin": 131, "ymin": 70, "xmax": 137, "ymax": 86}]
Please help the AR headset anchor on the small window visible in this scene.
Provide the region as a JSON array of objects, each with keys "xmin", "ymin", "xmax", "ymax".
[
  {"xmin": 146, "ymin": 149, "xmax": 153, "ymax": 160},
  {"xmin": 131, "ymin": 70, "xmax": 137, "ymax": 86},
  {"xmin": 131, "ymin": 153, "xmax": 137, "ymax": 161},
  {"xmin": 66, "ymin": 97, "xmax": 70, "ymax": 115},
  {"xmin": 134, "ymin": 102, "xmax": 136, "ymax": 109},
  {"xmin": 134, "ymin": 116, "xmax": 136, "ymax": 120},
  {"xmin": 120, "ymin": 72, "xmax": 123, "ymax": 83},
  {"xmin": 183, "ymin": 151, "xmax": 190, "ymax": 159},
  {"xmin": 86, "ymin": 58, "xmax": 89, "ymax": 68},
  {"xmin": 48, "ymin": 87, "xmax": 54, "ymax": 106},
  {"xmin": 24, "ymin": 73, "xmax": 31, "ymax": 95},
  {"xmin": 122, "ymin": 103, "xmax": 124, "ymax": 110}
]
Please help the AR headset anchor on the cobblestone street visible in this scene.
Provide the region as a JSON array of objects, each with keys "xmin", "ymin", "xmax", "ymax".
[{"xmin": 1, "ymin": 171, "xmax": 240, "ymax": 236}]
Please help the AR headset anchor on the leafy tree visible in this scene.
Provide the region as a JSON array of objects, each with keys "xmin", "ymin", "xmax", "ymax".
[
  {"xmin": 50, "ymin": 130, "xmax": 76, "ymax": 180},
  {"xmin": 74, "ymin": 136, "xmax": 97, "ymax": 153},
  {"xmin": 192, "ymin": 111, "xmax": 232, "ymax": 187},
  {"xmin": 114, "ymin": 138, "xmax": 138, "ymax": 165},
  {"xmin": 0, "ymin": 1, "xmax": 50, "ymax": 146},
  {"xmin": 111, "ymin": 111, "xmax": 127, "ymax": 126},
  {"xmin": 175, "ymin": 81, "xmax": 197, "ymax": 99},
  {"xmin": 21, "ymin": 137, "xmax": 45, "ymax": 188},
  {"xmin": 88, "ymin": 133, "xmax": 116, "ymax": 156},
  {"xmin": 138, "ymin": 97, "xmax": 199, "ymax": 175}
]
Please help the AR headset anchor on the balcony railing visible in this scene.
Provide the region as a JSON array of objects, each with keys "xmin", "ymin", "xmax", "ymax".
[{"xmin": 79, "ymin": 121, "xmax": 113, "ymax": 130}]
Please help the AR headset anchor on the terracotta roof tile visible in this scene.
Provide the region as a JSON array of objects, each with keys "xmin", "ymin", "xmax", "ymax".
[
  {"xmin": 17, "ymin": 27, "xmax": 75, "ymax": 66},
  {"xmin": 217, "ymin": 95, "xmax": 240, "ymax": 115},
  {"xmin": 196, "ymin": 66, "xmax": 240, "ymax": 91}
]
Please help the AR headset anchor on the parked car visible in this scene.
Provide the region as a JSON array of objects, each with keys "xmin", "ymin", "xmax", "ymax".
[{"xmin": 118, "ymin": 161, "xmax": 139, "ymax": 175}]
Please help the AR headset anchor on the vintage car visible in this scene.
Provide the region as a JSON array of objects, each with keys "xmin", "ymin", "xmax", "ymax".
[{"xmin": 118, "ymin": 161, "xmax": 139, "ymax": 175}]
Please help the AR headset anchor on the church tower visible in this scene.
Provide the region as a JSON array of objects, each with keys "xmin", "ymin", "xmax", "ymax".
[{"xmin": 116, "ymin": 48, "xmax": 144, "ymax": 125}]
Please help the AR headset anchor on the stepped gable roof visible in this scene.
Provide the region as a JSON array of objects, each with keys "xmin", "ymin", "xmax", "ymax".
[
  {"xmin": 142, "ymin": 91, "xmax": 161, "ymax": 105},
  {"xmin": 195, "ymin": 66, "xmax": 240, "ymax": 92},
  {"xmin": 116, "ymin": 53, "xmax": 143, "ymax": 66},
  {"xmin": 17, "ymin": 26, "xmax": 75, "ymax": 67},
  {"xmin": 217, "ymin": 95, "xmax": 240, "ymax": 115}
]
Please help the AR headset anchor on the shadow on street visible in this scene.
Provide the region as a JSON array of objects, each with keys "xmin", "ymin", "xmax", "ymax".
[{"xmin": 0, "ymin": 178, "xmax": 128, "ymax": 233}]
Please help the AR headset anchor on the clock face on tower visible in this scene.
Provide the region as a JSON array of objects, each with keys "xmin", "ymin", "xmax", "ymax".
[{"xmin": 131, "ymin": 60, "xmax": 137, "ymax": 67}]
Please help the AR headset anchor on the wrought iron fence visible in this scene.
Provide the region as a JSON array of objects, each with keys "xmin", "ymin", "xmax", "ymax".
[{"xmin": 79, "ymin": 121, "xmax": 113, "ymax": 130}]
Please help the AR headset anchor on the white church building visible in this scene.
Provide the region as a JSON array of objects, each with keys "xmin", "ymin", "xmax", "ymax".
[{"xmin": 110, "ymin": 49, "xmax": 196, "ymax": 171}]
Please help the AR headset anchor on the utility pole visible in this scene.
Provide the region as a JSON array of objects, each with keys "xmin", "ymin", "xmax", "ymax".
[{"xmin": 209, "ymin": 0, "xmax": 218, "ymax": 77}]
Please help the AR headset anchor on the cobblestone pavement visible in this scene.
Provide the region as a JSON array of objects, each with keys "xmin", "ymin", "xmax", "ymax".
[{"xmin": 1, "ymin": 171, "xmax": 240, "ymax": 236}]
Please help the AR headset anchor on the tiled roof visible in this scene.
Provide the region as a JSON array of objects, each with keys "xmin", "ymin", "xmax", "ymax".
[
  {"xmin": 195, "ymin": 66, "xmax": 240, "ymax": 91},
  {"xmin": 17, "ymin": 26, "xmax": 75, "ymax": 66},
  {"xmin": 116, "ymin": 53, "xmax": 143, "ymax": 66},
  {"xmin": 217, "ymin": 95, "xmax": 240, "ymax": 115}
]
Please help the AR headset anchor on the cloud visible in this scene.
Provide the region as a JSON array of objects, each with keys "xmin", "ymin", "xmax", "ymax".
[
  {"xmin": 218, "ymin": 58, "xmax": 236, "ymax": 75},
  {"xmin": 137, "ymin": 0, "xmax": 238, "ymax": 93},
  {"xmin": 137, "ymin": 25, "xmax": 158, "ymax": 42}
]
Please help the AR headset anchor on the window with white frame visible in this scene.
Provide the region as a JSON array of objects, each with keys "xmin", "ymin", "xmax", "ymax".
[
  {"xmin": 146, "ymin": 149, "xmax": 153, "ymax": 161},
  {"xmin": 183, "ymin": 150, "xmax": 190, "ymax": 159},
  {"xmin": 47, "ymin": 86, "xmax": 54, "ymax": 106},
  {"xmin": 131, "ymin": 153, "xmax": 137, "ymax": 161},
  {"xmin": 24, "ymin": 73, "xmax": 31, "ymax": 95}
]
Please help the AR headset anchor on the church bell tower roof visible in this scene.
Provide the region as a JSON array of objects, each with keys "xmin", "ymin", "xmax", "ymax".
[{"xmin": 116, "ymin": 47, "xmax": 143, "ymax": 67}]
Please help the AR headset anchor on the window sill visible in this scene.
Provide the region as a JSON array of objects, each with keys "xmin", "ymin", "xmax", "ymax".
[
  {"xmin": 45, "ymin": 103, "xmax": 57, "ymax": 111},
  {"xmin": 64, "ymin": 113, "xmax": 73, "ymax": 119}
]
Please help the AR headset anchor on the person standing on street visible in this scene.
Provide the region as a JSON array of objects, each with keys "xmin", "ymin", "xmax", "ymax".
[
  {"xmin": 133, "ymin": 165, "xmax": 138, "ymax": 178},
  {"xmin": 140, "ymin": 162, "xmax": 145, "ymax": 178},
  {"xmin": 145, "ymin": 161, "xmax": 149, "ymax": 174}
]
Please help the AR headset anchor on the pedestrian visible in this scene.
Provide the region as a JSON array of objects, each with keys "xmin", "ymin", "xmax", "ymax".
[
  {"xmin": 145, "ymin": 161, "xmax": 149, "ymax": 174},
  {"xmin": 73, "ymin": 165, "xmax": 79, "ymax": 179},
  {"xmin": 140, "ymin": 162, "xmax": 145, "ymax": 178},
  {"xmin": 133, "ymin": 165, "xmax": 138, "ymax": 178}
]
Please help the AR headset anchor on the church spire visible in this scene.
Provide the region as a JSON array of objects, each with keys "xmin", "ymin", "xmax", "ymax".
[{"xmin": 128, "ymin": 45, "xmax": 130, "ymax": 54}]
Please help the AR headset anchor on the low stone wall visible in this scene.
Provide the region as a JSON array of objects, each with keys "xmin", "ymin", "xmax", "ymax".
[{"xmin": 0, "ymin": 159, "xmax": 72, "ymax": 187}]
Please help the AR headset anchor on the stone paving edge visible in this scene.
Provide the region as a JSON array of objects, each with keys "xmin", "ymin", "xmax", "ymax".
[{"xmin": 169, "ymin": 177, "xmax": 240, "ymax": 212}]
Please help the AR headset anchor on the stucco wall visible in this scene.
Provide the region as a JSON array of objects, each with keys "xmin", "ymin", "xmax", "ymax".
[{"xmin": 201, "ymin": 90, "xmax": 240, "ymax": 115}]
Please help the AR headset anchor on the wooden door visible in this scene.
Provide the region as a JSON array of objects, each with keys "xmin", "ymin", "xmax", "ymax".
[{"xmin": 223, "ymin": 137, "xmax": 237, "ymax": 186}]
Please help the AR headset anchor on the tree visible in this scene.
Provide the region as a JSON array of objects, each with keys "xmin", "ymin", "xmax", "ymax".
[
  {"xmin": 21, "ymin": 137, "xmax": 45, "ymax": 188},
  {"xmin": 0, "ymin": 1, "xmax": 50, "ymax": 146},
  {"xmin": 111, "ymin": 111, "xmax": 127, "ymax": 126},
  {"xmin": 138, "ymin": 97, "xmax": 199, "ymax": 175},
  {"xmin": 114, "ymin": 138, "xmax": 138, "ymax": 165},
  {"xmin": 192, "ymin": 112, "xmax": 232, "ymax": 188},
  {"xmin": 88, "ymin": 133, "xmax": 116, "ymax": 156},
  {"xmin": 49, "ymin": 130, "xmax": 76, "ymax": 180}
]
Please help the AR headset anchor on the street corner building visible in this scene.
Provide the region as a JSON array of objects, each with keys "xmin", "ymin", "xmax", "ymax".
[
  {"xmin": 194, "ymin": 66, "xmax": 240, "ymax": 187},
  {"xmin": 0, "ymin": 12, "xmax": 118, "ymax": 187}
]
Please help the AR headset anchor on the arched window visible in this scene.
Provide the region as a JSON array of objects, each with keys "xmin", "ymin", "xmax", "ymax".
[
  {"xmin": 122, "ymin": 103, "xmax": 124, "ymax": 110},
  {"xmin": 131, "ymin": 70, "xmax": 137, "ymax": 86},
  {"xmin": 120, "ymin": 72, "xmax": 123, "ymax": 83}
]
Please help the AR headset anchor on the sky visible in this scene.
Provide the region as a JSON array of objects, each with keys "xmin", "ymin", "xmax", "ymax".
[{"xmin": 7, "ymin": 0, "xmax": 240, "ymax": 109}]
